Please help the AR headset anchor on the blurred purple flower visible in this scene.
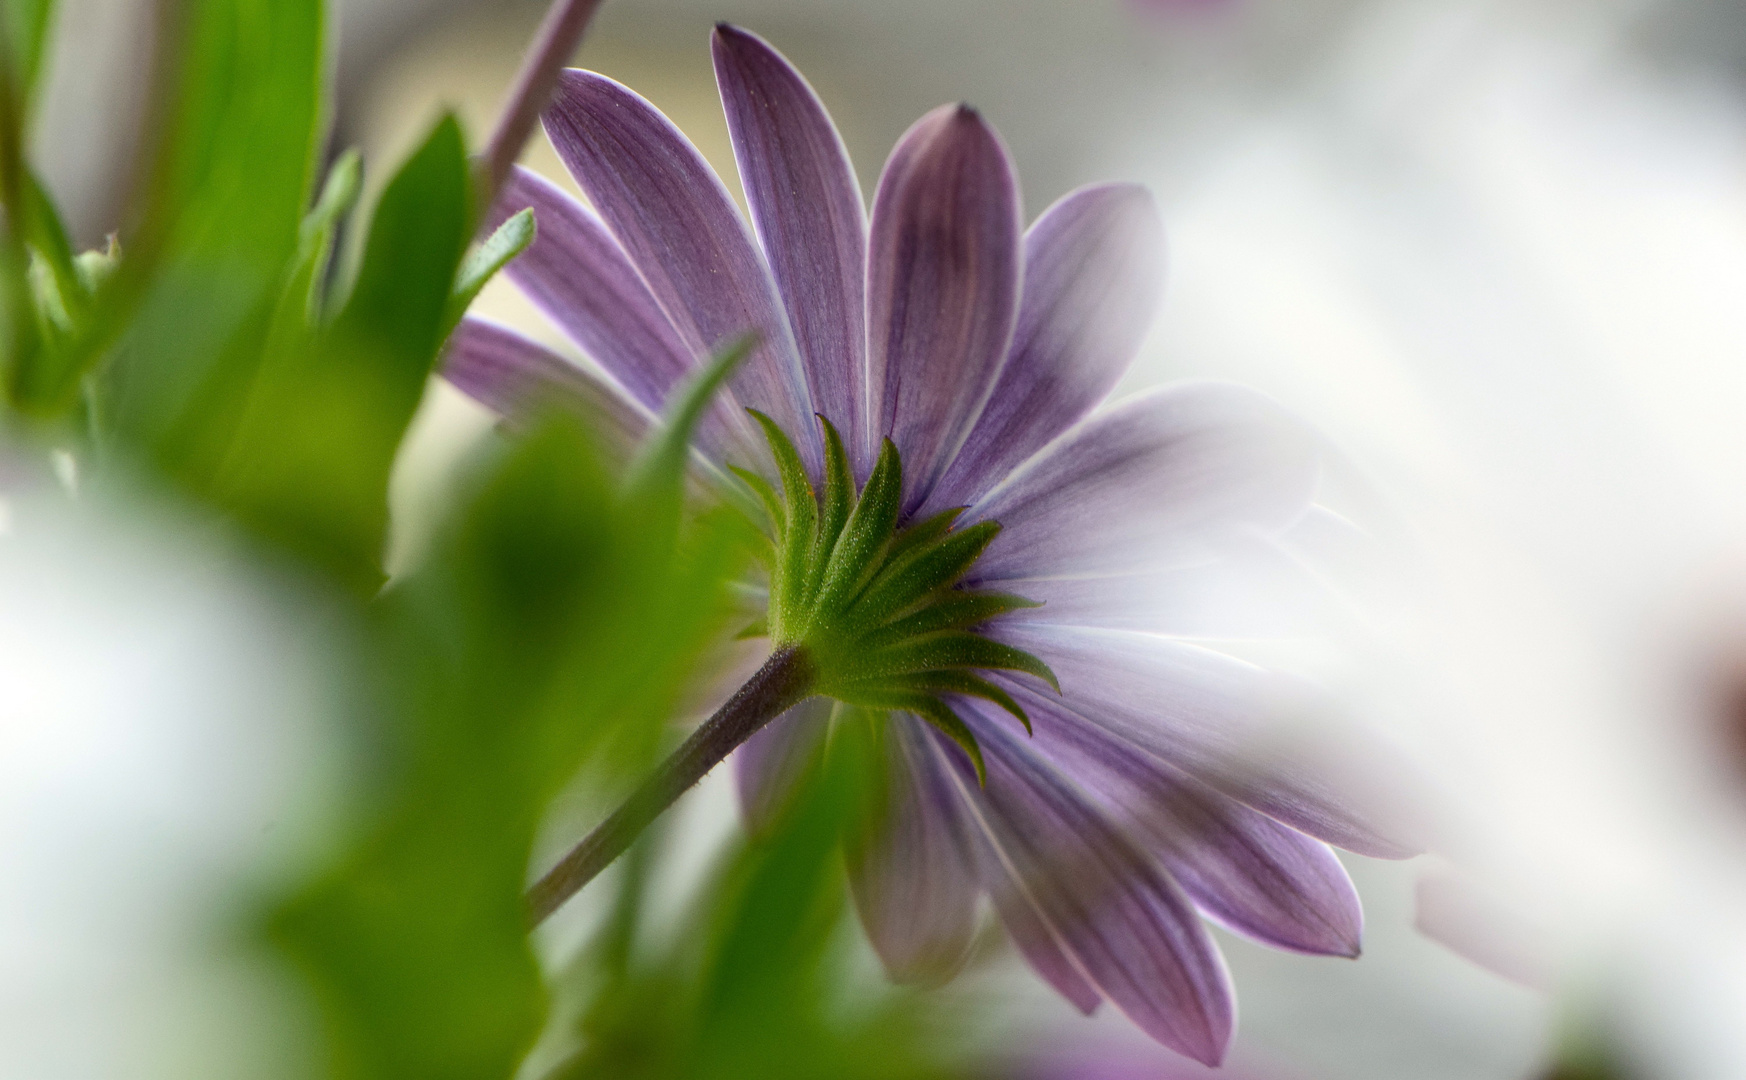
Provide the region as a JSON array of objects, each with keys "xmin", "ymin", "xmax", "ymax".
[{"xmin": 445, "ymin": 24, "xmax": 1416, "ymax": 1066}]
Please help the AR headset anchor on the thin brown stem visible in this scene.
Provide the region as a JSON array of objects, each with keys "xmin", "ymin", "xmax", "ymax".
[
  {"xmin": 526, "ymin": 646, "xmax": 815, "ymax": 925},
  {"xmin": 479, "ymin": 0, "xmax": 607, "ymax": 207}
]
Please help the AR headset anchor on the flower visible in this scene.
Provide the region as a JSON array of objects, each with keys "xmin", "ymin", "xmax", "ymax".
[{"xmin": 445, "ymin": 24, "xmax": 1418, "ymax": 1066}]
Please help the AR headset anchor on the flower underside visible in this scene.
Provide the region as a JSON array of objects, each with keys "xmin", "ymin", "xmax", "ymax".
[{"xmin": 735, "ymin": 411, "xmax": 1057, "ymax": 782}]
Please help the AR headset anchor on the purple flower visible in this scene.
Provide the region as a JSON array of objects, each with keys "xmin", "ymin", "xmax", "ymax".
[{"xmin": 445, "ymin": 25, "xmax": 1417, "ymax": 1066}]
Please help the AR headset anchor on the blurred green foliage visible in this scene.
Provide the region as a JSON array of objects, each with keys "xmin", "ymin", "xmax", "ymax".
[{"xmin": 0, "ymin": 2, "xmax": 999, "ymax": 1078}]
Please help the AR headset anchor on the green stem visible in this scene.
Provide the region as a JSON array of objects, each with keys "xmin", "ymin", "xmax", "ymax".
[{"xmin": 526, "ymin": 646, "xmax": 815, "ymax": 925}]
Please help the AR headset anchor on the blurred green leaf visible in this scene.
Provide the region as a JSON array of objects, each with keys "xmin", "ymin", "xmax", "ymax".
[
  {"xmin": 271, "ymin": 415, "xmax": 615, "ymax": 1080},
  {"xmin": 0, "ymin": 0, "xmax": 70, "ymax": 413},
  {"xmin": 268, "ymin": 349, "xmax": 758, "ymax": 1079},
  {"xmin": 89, "ymin": 0, "xmax": 324, "ymax": 451},
  {"xmin": 211, "ymin": 116, "xmax": 470, "ymax": 592},
  {"xmin": 1, "ymin": 0, "xmax": 56, "ymax": 114}
]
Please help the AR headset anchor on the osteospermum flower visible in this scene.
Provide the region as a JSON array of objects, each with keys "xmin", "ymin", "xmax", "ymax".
[{"xmin": 445, "ymin": 24, "xmax": 1418, "ymax": 1066}]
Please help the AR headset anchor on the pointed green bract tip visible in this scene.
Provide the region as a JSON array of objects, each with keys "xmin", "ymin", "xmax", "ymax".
[
  {"xmin": 736, "ymin": 413, "xmax": 1048, "ymax": 770},
  {"xmin": 623, "ymin": 333, "xmax": 755, "ymax": 499}
]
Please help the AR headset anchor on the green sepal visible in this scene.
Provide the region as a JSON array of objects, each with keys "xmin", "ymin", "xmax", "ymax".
[
  {"xmin": 849, "ymin": 631, "xmax": 1059, "ymax": 693},
  {"xmin": 859, "ymin": 591, "xmax": 1041, "ymax": 651},
  {"xmin": 739, "ymin": 413, "xmax": 1051, "ymax": 767},
  {"xmin": 812, "ymin": 438, "xmax": 902, "ymax": 616},
  {"xmin": 748, "ymin": 408, "xmax": 817, "ymax": 634},
  {"xmin": 910, "ymin": 697, "xmax": 986, "ymax": 786},
  {"xmin": 843, "ymin": 519, "xmax": 1001, "ymax": 632},
  {"xmin": 883, "ymin": 506, "xmax": 964, "ymax": 565},
  {"xmin": 624, "ymin": 333, "xmax": 754, "ymax": 504},
  {"xmin": 849, "ymin": 692, "xmax": 987, "ymax": 786},
  {"xmin": 811, "ymin": 415, "xmax": 854, "ymax": 596},
  {"xmin": 842, "ymin": 670, "xmax": 1031, "ymax": 737}
]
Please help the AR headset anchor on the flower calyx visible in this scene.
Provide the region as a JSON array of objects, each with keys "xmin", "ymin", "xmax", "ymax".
[{"xmin": 733, "ymin": 410, "xmax": 1056, "ymax": 783}]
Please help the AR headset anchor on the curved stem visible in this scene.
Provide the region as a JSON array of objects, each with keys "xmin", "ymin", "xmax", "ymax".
[
  {"xmin": 479, "ymin": 0, "xmax": 607, "ymax": 207},
  {"xmin": 526, "ymin": 646, "xmax": 815, "ymax": 925}
]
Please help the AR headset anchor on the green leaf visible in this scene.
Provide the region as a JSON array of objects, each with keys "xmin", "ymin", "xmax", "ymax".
[
  {"xmin": 4, "ymin": 167, "xmax": 93, "ymax": 411},
  {"xmin": 297, "ymin": 149, "xmax": 363, "ymax": 319},
  {"xmin": 92, "ymin": 0, "xmax": 326, "ymax": 451},
  {"xmin": 212, "ymin": 114, "xmax": 472, "ymax": 592},
  {"xmin": 1, "ymin": 0, "xmax": 56, "ymax": 115},
  {"xmin": 728, "ymin": 464, "xmax": 784, "ymax": 539},
  {"xmin": 624, "ymin": 334, "xmax": 753, "ymax": 505},
  {"xmin": 442, "ymin": 207, "xmax": 534, "ymax": 339},
  {"xmin": 271, "ymin": 416, "xmax": 616, "ymax": 1080}
]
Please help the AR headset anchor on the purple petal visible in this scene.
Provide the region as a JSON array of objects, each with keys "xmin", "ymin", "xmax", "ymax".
[
  {"xmin": 866, "ymin": 104, "xmax": 1022, "ymax": 504},
  {"xmin": 543, "ymin": 69, "xmax": 817, "ymax": 470},
  {"xmin": 712, "ymin": 25, "xmax": 869, "ymax": 468},
  {"xmin": 735, "ymin": 697, "xmax": 831, "ymax": 835},
  {"xmin": 968, "ymin": 383, "xmax": 1320, "ymax": 582},
  {"xmin": 845, "ymin": 715, "xmax": 979, "ymax": 985},
  {"xmin": 993, "ymin": 623, "xmax": 1423, "ymax": 860},
  {"xmin": 1413, "ymin": 870, "xmax": 1550, "ymax": 989},
  {"xmin": 738, "ymin": 697, "xmax": 832, "ymax": 838},
  {"xmin": 441, "ymin": 318, "xmax": 652, "ymax": 456},
  {"xmin": 924, "ymin": 183, "xmax": 1166, "ymax": 513},
  {"xmin": 995, "ymin": 685, "xmax": 1363, "ymax": 957},
  {"xmin": 969, "ymin": 819, "xmax": 1105, "ymax": 1014},
  {"xmin": 993, "ymin": 537, "xmax": 1334, "ymax": 638},
  {"xmin": 943, "ymin": 717, "xmax": 1235, "ymax": 1065},
  {"xmin": 487, "ymin": 169, "xmax": 689, "ymax": 415}
]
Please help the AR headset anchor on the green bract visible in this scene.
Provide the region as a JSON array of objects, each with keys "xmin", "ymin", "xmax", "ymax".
[{"xmin": 736, "ymin": 411, "xmax": 1056, "ymax": 783}]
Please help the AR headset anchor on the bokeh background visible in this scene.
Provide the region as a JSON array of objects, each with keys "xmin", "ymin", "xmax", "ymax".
[{"xmin": 13, "ymin": 0, "xmax": 1746, "ymax": 1077}]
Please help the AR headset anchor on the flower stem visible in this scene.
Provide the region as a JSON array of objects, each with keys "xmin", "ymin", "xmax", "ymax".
[
  {"xmin": 526, "ymin": 646, "xmax": 816, "ymax": 925},
  {"xmin": 479, "ymin": 0, "xmax": 607, "ymax": 206}
]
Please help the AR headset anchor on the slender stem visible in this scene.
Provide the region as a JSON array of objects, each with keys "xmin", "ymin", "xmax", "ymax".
[
  {"xmin": 479, "ymin": 0, "xmax": 607, "ymax": 206},
  {"xmin": 526, "ymin": 646, "xmax": 815, "ymax": 925}
]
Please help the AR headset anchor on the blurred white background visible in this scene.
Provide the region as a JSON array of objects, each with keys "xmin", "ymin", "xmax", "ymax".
[{"xmin": 17, "ymin": 0, "xmax": 1746, "ymax": 1076}]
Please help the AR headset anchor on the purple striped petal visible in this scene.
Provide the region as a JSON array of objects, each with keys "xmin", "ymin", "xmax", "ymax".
[
  {"xmin": 969, "ymin": 817, "xmax": 1105, "ymax": 1014},
  {"xmin": 993, "ymin": 623, "xmax": 1423, "ymax": 860},
  {"xmin": 441, "ymin": 318, "xmax": 652, "ymax": 457},
  {"xmin": 994, "ymin": 686, "xmax": 1363, "ymax": 957},
  {"xmin": 866, "ymin": 104, "xmax": 1022, "ymax": 504},
  {"xmin": 944, "ymin": 717, "xmax": 1235, "ymax": 1066},
  {"xmin": 487, "ymin": 168, "xmax": 690, "ymax": 416},
  {"xmin": 845, "ymin": 715, "xmax": 979, "ymax": 985},
  {"xmin": 924, "ymin": 183, "xmax": 1166, "ymax": 513},
  {"xmin": 968, "ymin": 383, "xmax": 1320, "ymax": 582},
  {"xmin": 543, "ymin": 69, "xmax": 817, "ymax": 471},
  {"xmin": 996, "ymin": 507, "xmax": 1383, "ymax": 637},
  {"xmin": 712, "ymin": 25, "xmax": 870, "ymax": 468},
  {"xmin": 735, "ymin": 696, "xmax": 832, "ymax": 835}
]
